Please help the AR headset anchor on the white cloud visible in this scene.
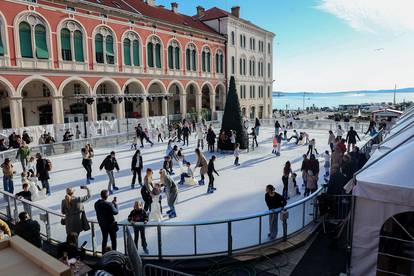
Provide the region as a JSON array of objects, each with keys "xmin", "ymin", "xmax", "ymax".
[{"xmin": 316, "ymin": 0, "xmax": 414, "ymax": 33}]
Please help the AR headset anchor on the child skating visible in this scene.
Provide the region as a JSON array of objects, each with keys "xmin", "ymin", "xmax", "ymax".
[{"xmin": 234, "ymin": 143, "xmax": 241, "ymax": 166}]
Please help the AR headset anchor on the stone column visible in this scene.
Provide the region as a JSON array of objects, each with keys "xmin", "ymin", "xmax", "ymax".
[
  {"xmin": 87, "ymin": 102, "xmax": 97, "ymax": 122},
  {"xmin": 116, "ymin": 101, "xmax": 125, "ymax": 120},
  {"xmin": 195, "ymin": 92, "xmax": 202, "ymax": 121},
  {"xmin": 180, "ymin": 93, "xmax": 187, "ymax": 117},
  {"xmin": 141, "ymin": 99, "xmax": 149, "ymax": 118},
  {"xmin": 162, "ymin": 98, "xmax": 168, "ymax": 117},
  {"xmin": 9, "ymin": 97, "xmax": 24, "ymax": 128},
  {"xmin": 52, "ymin": 96, "xmax": 64, "ymax": 124}
]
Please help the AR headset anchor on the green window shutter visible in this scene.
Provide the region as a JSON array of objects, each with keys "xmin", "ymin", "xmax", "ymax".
[
  {"xmin": 174, "ymin": 47, "xmax": 180, "ymax": 69},
  {"xmin": 201, "ymin": 51, "xmax": 206, "ymax": 72},
  {"xmin": 19, "ymin": 22, "xmax": 32, "ymax": 58},
  {"xmin": 147, "ymin": 42, "xmax": 153, "ymax": 67},
  {"xmin": 132, "ymin": 40, "xmax": 140, "ymax": 66},
  {"xmin": 106, "ymin": 35, "xmax": 114, "ymax": 64},
  {"xmin": 74, "ymin": 30, "xmax": 84, "ymax": 62},
  {"xmin": 155, "ymin": 43, "xmax": 161, "ymax": 68},
  {"xmin": 215, "ymin": 54, "xmax": 219, "ymax": 73},
  {"xmin": 191, "ymin": 50, "xmax": 196, "ymax": 71},
  {"xmin": 186, "ymin": 49, "xmax": 190, "ymax": 71},
  {"xmin": 35, "ymin": 24, "xmax": 48, "ymax": 59},
  {"xmin": 0, "ymin": 30, "xmax": 4, "ymax": 56},
  {"xmin": 207, "ymin": 52, "xmax": 211, "ymax": 72},
  {"xmin": 123, "ymin": 38, "xmax": 131, "ymax": 66},
  {"xmin": 95, "ymin": 34, "xmax": 103, "ymax": 63},
  {"xmin": 220, "ymin": 55, "xmax": 223, "ymax": 73},
  {"xmin": 60, "ymin": 28, "xmax": 71, "ymax": 61},
  {"xmin": 168, "ymin": 45, "xmax": 173, "ymax": 69}
]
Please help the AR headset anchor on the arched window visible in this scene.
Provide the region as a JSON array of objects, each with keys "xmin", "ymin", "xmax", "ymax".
[
  {"xmin": 123, "ymin": 32, "xmax": 140, "ymax": 67},
  {"xmin": 215, "ymin": 50, "xmax": 223, "ymax": 74},
  {"xmin": 17, "ymin": 14, "xmax": 50, "ymax": 60},
  {"xmin": 185, "ymin": 43, "xmax": 197, "ymax": 71},
  {"xmin": 19, "ymin": 22, "xmax": 32, "ymax": 58},
  {"xmin": 249, "ymin": 58, "xmax": 255, "ymax": 76},
  {"xmin": 167, "ymin": 40, "xmax": 180, "ymax": 70},
  {"xmin": 94, "ymin": 26, "xmax": 115, "ymax": 65},
  {"xmin": 59, "ymin": 21, "xmax": 85, "ymax": 62},
  {"xmin": 231, "ymin": 31, "xmax": 235, "ymax": 45},
  {"xmin": 201, "ymin": 47, "xmax": 211, "ymax": 73},
  {"xmin": 0, "ymin": 20, "xmax": 5, "ymax": 56},
  {"xmin": 147, "ymin": 36, "xmax": 161, "ymax": 69}
]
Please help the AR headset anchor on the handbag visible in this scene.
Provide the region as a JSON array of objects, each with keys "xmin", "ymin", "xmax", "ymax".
[
  {"xmin": 81, "ymin": 211, "xmax": 90, "ymax": 231},
  {"xmin": 60, "ymin": 218, "xmax": 66, "ymax": 225}
]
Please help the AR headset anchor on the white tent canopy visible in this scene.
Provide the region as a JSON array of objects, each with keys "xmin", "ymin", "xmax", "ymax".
[{"xmin": 350, "ymin": 137, "xmax": 414, "ymax": 275}]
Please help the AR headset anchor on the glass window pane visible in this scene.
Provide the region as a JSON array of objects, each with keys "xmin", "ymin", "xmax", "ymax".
[
  {"xmin": 191, "ymin": 49, "xmax": 196, "ymax": 71},
  {"xmin": 207, "ymin": 52, "xmax": 211, "ymax": 72},
  {"xmin": 95, "ymin": 34, "xmax": 103, "ymax": 63},
  {"xmin": 147, "ymin": 42, "xmax": 153, "ymax": 67},
  {"xmin": 132, "ymin": 40, "xmax": 140, "ymax": 66},
  {"xmin": 60, "ymin": 28, "xmax": 71, "ymax": 61},
  {"xmin": 155, "ymin": 43, "xmax": 161, "ymax": 68},
  {"xmin": 0, "ymin": 28, "xmax": 4, "ymax": 56},
  {"xmin": 174, "ymin": 47, "xmax": 180, "ymax": 69},
  {"xmin": 186, "ymin": 49, "xmax": 190, "ymax": 71},
  {"xmin": 201, "ymin": 51, "xmax": 206, "ymax": 72},
  {"xmin": 168, "ymin": 45, "xmax": 173, "ymax": 69},
  {"xmin": 74, "ymin": 30, "xmax": 84, "ymax": 62},
  {"xmin": 106, "ymin": 35, "xmax": 114, "ymax": 64},
  {"xmin": 19, "ymin": 22, "xmax": 33, "ymax": 58},
  {"xmin": 123, "ymin": 38, "xmax": 131, "ymax": 66},
  {"xmin": 35, "ymin": 24, "xmax": 48, "ymax": 59}
]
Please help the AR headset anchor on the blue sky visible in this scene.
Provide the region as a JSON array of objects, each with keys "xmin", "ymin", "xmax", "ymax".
[{"xmin": 156, "ymin": 0, "xmax": 414, "ymax": 92}]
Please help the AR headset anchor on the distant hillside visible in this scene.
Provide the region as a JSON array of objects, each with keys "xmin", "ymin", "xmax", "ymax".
[{"xmin": 274, "ymin": 88, "xmax": 414, "ymax": 95}]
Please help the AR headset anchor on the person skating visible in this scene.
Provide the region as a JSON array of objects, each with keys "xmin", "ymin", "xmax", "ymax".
[
  {"xmin": 255, "ymin": 117, "xmax": 261, "ymax": 136},
  {"xmin": 282, "ymin": 161, "xmax": 291, "ymax": 200},
  {"xmin": 159, "ymin": 169, "xmax": 178, "ymax": 218},
  {"xmin": 141, "ymin": 168, "xmax": 154, "ymax": 212},
  {"xmin": 250, "ymin": 127, "xmax": 258, "ymax": 148},
  {"xmin": 207, "ymin": 155, "xmax": 219, "ymax": 194},
  {"xmin": 234, "ymin": 143, "xmax": 241, "ymax": 166},
  {"xmin": 131, "ymin": 150, "xmax": 143, "ymax": 189},
  {"xmin": 195, "ymin": 148, "xmax": 208, "ymax": 185},
  {"xmin": 127, "ymin": 201, "xmax": 149, "ymax": 254},
  {"xmin": 167, "ymin": 145, "xmax": 179, "ymax": 175},
  {"xmin": 288, "ymin": 130, "xmax": 299, "ymax": 144},
  {"xmin": 16, "ymin": 141, "xmax": 31, "ymax": 172},
  {"xmin": 265, "ymin": 185, "xmax": 286, "ymax": 240},
  {"xmin": 275, "ymin": 133, "xmax": 282, "ymax": 156},
  {"xmin": 272, "ymin": 134, "xmax": 278, "ymax": 155},
  {"xmin": 346, "ymin": 126, "xmax": 361, "ymax": 152},
  {"xmin": 182, "ymin": 124, "xmax": 190, "ymax": 146},
  {"xmin": 16, "ymin": 182, "xmax": 32, "ymax": 215},
  {"xmin": 328, "ymin": 130, "xmax": 336, "ymax": 152},
  {"xmin": 99, "ymin": 151, "xmax": 120, "ymax": 194},
  {"xmin": 306, "ymin": 138, "xmax": 318, "ymax": 156},
  {"xmin": 2, "ymin": 158, "xmax": 15, "ymax": 194},
  {"xmin": 35, "ymin": 153, "xmax": 51, "ymax": 195},
  {"xmin": 81, "ymin": 145, "xmax": 94, "ymax": 184},
  {"xmin": 163, "ymin": 156, "xmax": 173, "ymax": 175},
  {"xmin": 149, "ymin": 184, "xmax": 162, "ymax": 222},
  {"xmin": 323, "ymin": 150, "xmax": 331, "ymax": 178},
  {"xmin": 206, "ymin": 127, "xmax": 216, "ymax": 152},
  {"xmin": 336, "ymin": 125, "xmax": 344, "ymax": 140},
  {"xmin": 274, "ymin": 120, "xmax": 281, "ymax": 135},
  {"xmin": 196, "ymin": 126, "xmax": 204, "ymax": 149},
  {"xmin": 179, "ymin": 162, "xmax": 194, "ymax": 185},
  {"xmin": 61, "ymin": 186, "xmax": 90, "ymax": 236},
  {"xmin": 156, "ymin": 128, "xmax": 163, "ymax": 143},
  {"xmin": 94, "ymin": 190, "xmax": 118, "ymax": 251},
  {"xmin": 131, "ymin": 136, "xmax": 138, "ymax": 150}
]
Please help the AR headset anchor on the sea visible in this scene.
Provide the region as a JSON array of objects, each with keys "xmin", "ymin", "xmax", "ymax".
[{"xmin": 272, "ymin": 92, "xmax": 414, "ymax": 110}]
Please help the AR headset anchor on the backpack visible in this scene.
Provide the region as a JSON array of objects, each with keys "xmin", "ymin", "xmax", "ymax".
[{"xmin": 45, "ymin": 159, "xmax": 52, "ymax": 171}]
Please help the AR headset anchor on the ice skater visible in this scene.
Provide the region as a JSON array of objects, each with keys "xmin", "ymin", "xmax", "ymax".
[
  {"xmin": 323, "ymin": 150, "xmax": 331, "ymax": 178},
  {"xmin": 306, "ymin": 138, "xmax": 318, "ymax": 156},
  {"xmin": 336, "ymin": 125, "xmax": 344, "ymax": 140},
  {"xmin": 282, "ymin": 161, "xmax": 291, "ymax": 200},
  {"xmin": 265, "ymin": 185, "xmax": 286, "ymax": 240},
  {"xmin": 127, "ymin": 201, "xmax": 149, "ymax": 254},
  {"xmin": 234, "ymin": 143, "xmax": 241, "ymax": 166},
  {"xmin": 141, "ymin": 168, "xmax": 153, "ymax": 212},
  {"xmin": 131, "ymin": 150, "xmax": 143, "ymax": 189},
  {"xmin": 346, "ymin": 126, "xmax": 360, "ymax": 152},
  {"xmin": 195, "ymin": 148, "xmax": 208, "ymax": 185},
  {"xmin": 159, "ymin": 169, "xmax": 178, "ymax": 218},
  {"xmin": 207, "ymin": 155, "xmax": 219, "ymax": 194},
  {"xmin": 196, "ymin": 127, "xmax": 205, "ymax": 149},
  {"xmin": 99, "ymin": 151, "xmax": 120, "ymax": 194}
]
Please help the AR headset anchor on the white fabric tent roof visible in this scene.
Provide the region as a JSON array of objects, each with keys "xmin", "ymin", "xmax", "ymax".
[{"xmin": 354, "ymin": 138, "xmax": 414, "ymax": 207}]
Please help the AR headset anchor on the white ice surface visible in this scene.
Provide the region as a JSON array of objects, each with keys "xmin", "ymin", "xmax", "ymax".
[{"xmin": 5, "ymin": 127, "xmax": 368, "ymax": 256}]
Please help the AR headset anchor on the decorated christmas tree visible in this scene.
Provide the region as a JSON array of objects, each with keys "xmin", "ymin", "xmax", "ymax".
[{"xmin": 219, "ymin": 76, "xmax": 248, "ymax": 149}]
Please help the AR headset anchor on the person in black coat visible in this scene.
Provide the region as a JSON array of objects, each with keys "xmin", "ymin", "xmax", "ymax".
[
  {"xmin": 206, "ymin": 127, "xmax": 216, "ymax": 152},
  {"xmin": 265, "ymin": 185, "xmax": 286, "ymax": 240},
  {"xmin": 94, "ymin": 190, "xmax": 118, "ymax": 252},
  {"xmin": 182, "ymin": 125, "xmax": 190, "ymax": 146},
  {"xmin": 35, "ymin": 153, "xmax": 50, "ymax": 195},
  {"xmin": 131, "ymin": 150, "xmax": 143, "ymax": 189},
  {"xmin": 207, "ymin": 156, "xmax": 219, "ymax": 194},
  {"xmin": 346, "ymin": 127, "xmax": 361, "ymax": 152},
  {"xmin": 57, "ymin": 232, "xmax": 84, "ymax": 260},
  {"xmin": 99, "ymin": 151, "xmax": 120, "ymax": 194},
  {"xmin": 15, "ymin": 212, "xmax": 42, "ymax": 248}
]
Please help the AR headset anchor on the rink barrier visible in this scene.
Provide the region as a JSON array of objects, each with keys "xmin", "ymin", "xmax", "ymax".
[{"xmin": 0, "ymin": 187, "xmax": 323, "ymax": 259}]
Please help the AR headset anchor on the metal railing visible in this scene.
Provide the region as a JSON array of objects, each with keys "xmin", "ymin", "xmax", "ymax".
[
  {"xmin": 143, "ymin": 264, "xmax": 194, "ymax": 276},
  {"xmin": 0, "ymin": 186, "xmax": 323, "ymax": 259}
]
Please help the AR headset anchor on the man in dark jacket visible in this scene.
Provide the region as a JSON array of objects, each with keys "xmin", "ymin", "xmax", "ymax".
[
  {"xmin": 207, "ymin": 155, "xmax": 219, "ymax": 194},
  {"xmin": 100, "ymin": 151, "xmax": 120, "ymax": 194},
  {"xmin": 346, "ymin": 127, "xmax": 360, "ymax": 152},
  {"xmin": 182, "ymin": 125, "xmax": 190, "ymax": 146},
  {"xmin": 22, "ymin": 131, "xmax": 32, "ymax": 145},
  {"xmin": 265, "ymin": 185, "xmax": 287, "ymax": 240},
  {"xmin": 94, "ymin": 190, "xmax": 119, "ymax": 252},
  {"xmin": 131, "ymin": 150, "xmax": 143, "ymax": 189},
  {"xmin": 15, "ymin": 212, "xmax": 42, "ymax": 248},
  {"xmin": 36, "ymin": 153, "xmax": 50, "ymax": 195}
]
